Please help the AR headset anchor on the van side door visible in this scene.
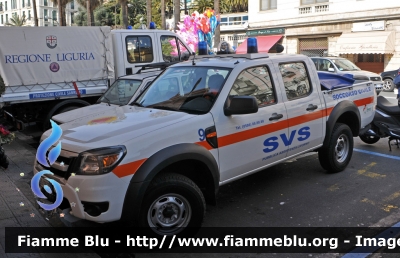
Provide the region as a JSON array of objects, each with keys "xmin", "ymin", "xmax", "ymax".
[{"xmin": 120, "ymin": 33, "xmax": 158, "ymax": 76}]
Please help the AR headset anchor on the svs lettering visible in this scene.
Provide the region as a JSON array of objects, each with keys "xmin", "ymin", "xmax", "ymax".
[{"xmin": 263, "ymin": 126, "xmax": 311, "ymax": 153}]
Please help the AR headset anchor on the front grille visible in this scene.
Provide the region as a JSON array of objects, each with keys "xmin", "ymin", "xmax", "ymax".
[
  {"xmin": 370, "ymin": 77, "xmax": 381, "ymax": 81},
  {"xmin": 36, "ymin": 149, "xmax": 78, "ymax": 180}
]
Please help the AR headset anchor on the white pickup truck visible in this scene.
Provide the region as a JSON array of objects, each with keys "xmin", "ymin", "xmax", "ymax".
[{"xmin": 33, "ymin": 51, "xmax": 376, "ymax": 236}]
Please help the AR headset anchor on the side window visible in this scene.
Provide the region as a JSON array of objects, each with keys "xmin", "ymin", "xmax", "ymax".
[
  {"xmin": 229, "ymin": 66, "xmax": 276, "ymax": 107},
  {"xmin": 161, "ymin": 36, "xmax": 191, "ymax": 62},
  {"xmin": 161, "ymin": 36, "xmax": 179, "ymax": 62},
  {"xmin": 126, "ymin": 36, "xmax": 153, "ymax": 63},
  {"xmin": 278, "ymin": 62, "xmax": 312, "ymax": 100},
  {"xmin": 177, "ymin": 38, "xmax": 191, "ymax": 61},
  {"xmin": 317, "ymin": 59, "xmax": 333, "ymax": 71}
]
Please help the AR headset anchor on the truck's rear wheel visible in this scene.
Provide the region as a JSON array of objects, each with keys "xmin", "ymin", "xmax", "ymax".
[
  {"xmin": 318, "ymin": 123, "xmax": 353, "ymax": 173},
  {"xmin": 139, "ymin": 173, "xmax": 205, "ymax": 236}
]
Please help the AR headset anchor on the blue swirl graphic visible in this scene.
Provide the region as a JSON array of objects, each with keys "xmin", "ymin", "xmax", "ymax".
[
  {"xmin": 36, "ymin": 120, "xmax": 62, "ymax": 167},
  {"xmin": 33, "ymin": 119, "xmax": 64, "ymax": 211},
  {"xmin": 31, "ymin": 170, "xmax": 64, "ymax": 211}
]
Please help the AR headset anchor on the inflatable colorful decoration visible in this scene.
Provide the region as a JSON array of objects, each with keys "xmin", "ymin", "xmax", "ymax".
[{"xmin": 175, "ymin": 9, "xmax": 220, "ymax": 54}]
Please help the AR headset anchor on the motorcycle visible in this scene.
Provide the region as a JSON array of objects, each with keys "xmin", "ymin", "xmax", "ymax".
[{"xmin": 359, "ymin": 95, "xmax": 400, "ymax": 151}]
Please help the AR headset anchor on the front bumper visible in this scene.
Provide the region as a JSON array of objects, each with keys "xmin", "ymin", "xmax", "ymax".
[{"xmin": 33, "ymin": 161, "xmax": 130, "ymax": 223}]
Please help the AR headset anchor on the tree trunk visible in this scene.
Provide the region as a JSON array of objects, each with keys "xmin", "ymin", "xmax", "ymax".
[
  {"xmin": 146, "ymin": 0, "xmax": 151, "ymax": 28},
  {"xmin": 214, "ymin": 0, "xmax": 220, "ymax": 50},
  {"xmin": 121, "ymin": 0, "xmax": 128, "ymax": 28},
  {"xmin": 57, "ymin": 0, "xmax": 62, "ymax": 26},
  {"xmin": 161, "ymin": 0, "xmax": 165, "ymax": 30},
  {"xmin": 173, "ymin": 0, "xmax": 180, "ymax": 32},
  {"xmin": 86, "ymin": 0, "xmax": 91, "ymax": 26},
  {"xmin": 32, "ymin": 0, "xmax": 38, "ymax": 26},
  {"xmin": 62, "ymin": 5, "xmax": 66, "ymax": 26}
]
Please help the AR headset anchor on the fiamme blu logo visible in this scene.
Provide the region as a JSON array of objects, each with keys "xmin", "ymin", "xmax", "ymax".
[{"xmin": 31, "ymin": 120, "xmax": 64, "ymax": 211}]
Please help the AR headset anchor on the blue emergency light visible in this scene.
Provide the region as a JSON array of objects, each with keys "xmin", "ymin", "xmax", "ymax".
[
  {"xmin": 149, "ymin": 22, "xmax": 156, "ymax": 29},
  {"xmin": 198, "ymin": 41, "xmax": 208, "ymax": 55},
  {"xmin": 247, "ymin": 38, "xmax": 258, "ymax": 54}
]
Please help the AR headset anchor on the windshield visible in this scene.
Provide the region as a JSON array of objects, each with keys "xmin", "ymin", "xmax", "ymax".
[
  {"xmin": 136, "ymin": 66, "xmax": 231, "ymax": 114},
  {"xmin": 332, "ymin": 59, "xmax": 361, "ymax": 71},
  {"xmin": 98, "ymin": 79, "xmax": 142, "ymax": 105}
]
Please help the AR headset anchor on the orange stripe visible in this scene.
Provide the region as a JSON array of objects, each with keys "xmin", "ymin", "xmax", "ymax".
[
  {"xmin": 112, "ymin": 158, "xmax": 147, "ymax": 178},
  {"xmin": 354, "ymin": 96, "xmax": 374, "ymax": 106},
  {"xmin": 113, "ymin": 96, "xmax": 375, "ymax": 177}
]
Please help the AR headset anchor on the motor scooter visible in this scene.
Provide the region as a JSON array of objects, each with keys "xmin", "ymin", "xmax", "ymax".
[{"xmin": 359, "ymin": 96, "xmax": 400, "ymax": 151}]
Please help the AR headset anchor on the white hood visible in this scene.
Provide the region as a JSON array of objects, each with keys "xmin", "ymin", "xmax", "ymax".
[
  {"xmin": 52, "ymin": 103, "xmax": 117, "ymax": 124},
  {"xmin": 44, "ymin": 106, "xmax": 195, "ymax": 153}
]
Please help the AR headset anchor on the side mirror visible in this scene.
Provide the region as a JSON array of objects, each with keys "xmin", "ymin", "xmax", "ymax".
[
  {"xmin": 328, "ymin": 67, "xmax": 335, "ymax": 72},
  {"xmin": 224, "ymin": 96, "xmax": 258, "ymax": 116}
]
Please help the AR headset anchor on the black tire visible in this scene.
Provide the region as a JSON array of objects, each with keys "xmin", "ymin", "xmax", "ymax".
[
  {"xmin": 383, "ymin": 78, "xmax": 395, "ymax": 92},
  {"xmin": 318, "ymin": 123, "xmax": 353, "ymax": 173},
  {"xmin": 139, "ymin": 173, "xmax": 206, "ymax": 237},
  {"xmin": 359, "ymin": 134, "xmax": 380, "ymax": 144}
]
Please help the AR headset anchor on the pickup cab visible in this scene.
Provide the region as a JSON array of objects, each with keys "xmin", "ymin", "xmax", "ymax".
[{"xmin": 33, "ymin": 52, "xmax": 376, "ymax": 236}]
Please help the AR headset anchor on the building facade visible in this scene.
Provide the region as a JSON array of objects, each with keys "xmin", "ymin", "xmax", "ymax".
[
  {"xmin": 246, "ymin": 0, "xmax": 400, "ymax": 73},
  {"xmin": 0, "ymin": 0, "xmax": 77, "ymax": 27}
]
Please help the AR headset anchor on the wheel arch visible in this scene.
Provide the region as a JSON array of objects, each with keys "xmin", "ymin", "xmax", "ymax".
[
  {"xmin": 323, "ymin": 100, "xmax": 360, "ymax": 148},
  {"xmin": 121, "ymin": 143, "xmax": 219, "ymax": 223}
]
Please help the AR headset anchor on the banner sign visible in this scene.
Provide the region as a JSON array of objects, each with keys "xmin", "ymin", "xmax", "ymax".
[{"xmin": 246, "ymin": 28, "xmax": 285, "ymax": 36}]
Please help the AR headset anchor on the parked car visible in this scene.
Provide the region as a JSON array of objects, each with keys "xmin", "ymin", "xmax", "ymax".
[
  {"xmin": 380, "ymin": 69, "xmax": 399, "ymax": 92},
  {"xmin": 52, "ymin": 70, "xmax": 161, "ymax": 124},
  {"xmin": 311, "ymin": 56, "xmax": 383, "ymax": 95}
]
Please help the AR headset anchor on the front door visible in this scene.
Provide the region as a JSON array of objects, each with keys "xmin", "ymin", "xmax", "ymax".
[{"xmin": 214, "ymin": 65, "xmax": 289, "ymax": 183}]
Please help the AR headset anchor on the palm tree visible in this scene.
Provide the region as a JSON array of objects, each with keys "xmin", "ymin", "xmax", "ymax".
[
  {"xmin": 173, "ymin": 0, "xmax": 180, "ymax": 31},
  {"xmin": 161, "ymin": 0, "xmax": 165, "ymax": 29},
  {"xmin": 146, "ymin": 0, "xmax": 151, "ymax": 28},
  {"xmin": 50, "ymin": 0, "xmax": 73, "ymax": 26},
  {"xmin": 5, "ymin": 14, "xmax": 27, "ymax": 26},
  {"xmin": 193, "ymin": 0, "xmax": 213, "ymax": 13},
  {"xmin": 76, "ymin": 0, "xmax": 101, "ymax": 26},
  {"xmin": 214, "ymin": 0, "xmax": 220, "ymax": 50}
]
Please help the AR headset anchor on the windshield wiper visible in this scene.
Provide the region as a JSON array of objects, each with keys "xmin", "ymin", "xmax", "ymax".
[
  {"xmin": 102, "ymin": 96, "xmax": 111, "ymax": 106},
  {"xmin": 130, "ymin": 101, "xmax": 144, "ymax": 107},
  {"xmin": 188, "ymin": 78, "xmax": 202, "ymax": 94},
  {"xmin": 150, "ymin": 105, "xmax": 179, "ymax": 111}
]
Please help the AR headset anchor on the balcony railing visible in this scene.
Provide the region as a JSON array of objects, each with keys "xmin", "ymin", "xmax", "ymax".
[{"xmin": 299, "ymin": 4, "xmax": 329, "ymax": 14}]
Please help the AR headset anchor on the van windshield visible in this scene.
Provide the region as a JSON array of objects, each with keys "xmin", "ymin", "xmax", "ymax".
[
  {"xmin": 98, "ymin": 79, "xmax": 142, "ymax": 106},
  {"xmin": 135, "ymin": 66, "xmax": 231, "ymax": 114},
  {"xmin": 332, "ymin": 59, "xmax": 361, "ymax": 71}
]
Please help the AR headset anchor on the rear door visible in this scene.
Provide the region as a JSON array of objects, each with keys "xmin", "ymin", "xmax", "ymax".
[{"xmin": 273, "ymin": 60, "xmax": 324, "ymax": 158}]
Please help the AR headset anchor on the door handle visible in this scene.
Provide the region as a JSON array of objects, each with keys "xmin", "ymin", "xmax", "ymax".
[
  {"xmin": 269, "ymin": 113, "xmax": 283, "ymax": 121},
  {"xmin": 306, "ymin": 104, "xmax": 318, "ymax": 111}
]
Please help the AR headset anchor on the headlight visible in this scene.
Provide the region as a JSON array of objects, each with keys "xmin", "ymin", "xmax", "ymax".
[{"xmin": 75, "ymin": 146, "xmax": 126, "ymax": 175}]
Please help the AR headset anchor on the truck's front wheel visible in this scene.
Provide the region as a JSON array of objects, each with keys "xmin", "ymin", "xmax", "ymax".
[
  {"xmin": 139, "ymin": 173, "xmax": 206, "ymax": 236},
  {"xmin": 318, "ymin": 123, "xmax": 353, "ymax": 173}
]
